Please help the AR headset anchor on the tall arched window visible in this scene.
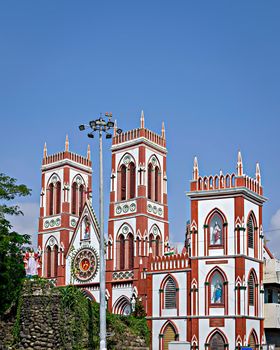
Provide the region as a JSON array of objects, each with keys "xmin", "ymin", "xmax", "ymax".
[
  {"xmin": 79, "ymin": 184, "xmax": 84, "ymax": 215},
  {"xmin": 148, "ymin": 163, "xmax": 152, "ymax": 200},
  {"xmin": 71, "ymin": 182, "xmax": 77, "ymax": 215},
  {"xmin": 164, "ymin": 277, "xmax": 177, "ymax": 309},
  {"xmin": 128, "ymin": 233, "xmax": 134, "ymax": 269},
  {"xmin": 121, "ymin": 165, "xmax": 126, "ymax": 200},
  {"xmin": 119, "ymin": 234, "xmax": 125, "ymax": 270},
  {"xmin": 247, "ymin": 214, "xmax": 254, "ymax": 249},
  {"xmin": 209, "ymin": 332, "xmax": 225, "ymax": 350},
  {"xmin": 156, "ymin": 236, "xmax": 160, "ymax": 256},
  {"xmin": 155, "ymin": 166, "xmax": 160, "ymax": 202},
  {"xmin": 248, "ymin": 272, "xmax": 255, "ymax": 306},
  {"xmin": 46, "ymin": 246, "xmax": 51, "ymax": 278},
  {"xmin": 163, "ymin": 323, "xmax": 177, "ymax": 350},
  {"xmin": 53, "ymin": 245, "xmax": 58, "ymax": 277},
  {"xmin": 129, "ymin": 162, "xmax": 136, "ymax": 199},
  {"xmin": 49, "ymin": 183, "xmax": 54, "ymax": 216},
  {"xmin": 55, "ymin": 182, "xmax": 61, "ymax": 214}
]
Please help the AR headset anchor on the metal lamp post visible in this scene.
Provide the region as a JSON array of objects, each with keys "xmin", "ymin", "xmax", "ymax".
[{"xmin": 79, "ymin": 113, "xmax": 122, "ymax": 350}]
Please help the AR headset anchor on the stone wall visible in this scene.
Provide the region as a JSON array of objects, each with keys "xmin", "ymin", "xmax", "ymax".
[{"xmin": 0, "ymin": 280, "xmax": 148, "ymax": 350}]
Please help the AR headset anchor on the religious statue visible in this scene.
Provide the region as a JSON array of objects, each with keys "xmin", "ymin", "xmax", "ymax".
[
  {"xmin": 23, "ymin": 248, "xmax": 41, "ymax": 278},
  {"xmin": 212, "ymin": 280, "xmax": 223, "ymax": 303},
  {"xmin": 212, "ymin": 221, "xmax": 222, "ymax": 245},
  {"xmin": 83, "ymin": 218, "xmax": 90, "ymax": 240}
]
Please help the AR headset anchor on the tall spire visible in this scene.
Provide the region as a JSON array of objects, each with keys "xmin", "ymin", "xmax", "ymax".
[
  {"xmin": 114, "ymin": 120, "xmax": 117, "ymax": 136},
  {"xmin": 65, "ymin": 134, "xmax": 69, "ymax": 152},
  {"xmin": 43, "ymin": 142, "xmax": 47, "ymax": 158},
  {"xmin": 237, "ymin": 150, "xmax": 243, "ymax": 176},
  {"xmin": 256, "ymin": 162, "xmax": 261, "ymax": 184},
  {"xmin": 161, "ymin": 121, "xmax": 165, "ymax": 139},
  {"xmin": 87, "ymin": 144, "xmax": 91, "ymax": 160},
  {"xmin": 193, "ymin": 156, "xmax": 199, "ymax": 180},
  {"xmin": 140, "ymin": 110, "xmax": 145, "ymax": 128}
]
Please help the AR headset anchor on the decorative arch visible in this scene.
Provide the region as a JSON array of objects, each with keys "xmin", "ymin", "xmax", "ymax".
[
  {"xmin": 47, "ymin": 173, "xmax": 62, "ymax": 216},
  {"xmin": 45, "ymin": 236, "xmax": 59, "ymax": 278},
  {"xmin": 205, "ymin": 267, "xmax": 228, "ymax": 315},
  {"xmin": 116, "ymin": 223, "xmax": 135, "ymax": 270},
  {"xmin": 147, "ymin": 154, "xmax": 161, "ymax": 202},
  {"xmin": 117, "ymin": 153, "xmax": 137, "ymax": 201},
  {"xmin": 159, "ymin": 320, "xmax": 179, "ymax": 350},
  {"xmin": 206, "ymin": 328, "xmax": 228, "ymax": 349},
  {"xmin": 82, "ymin": 289, "xmax": 96, "ymax": 302},
  {"xmin": 248, "ymin": 329, "xmax": 258, "ymax": 350},
  {"xmin": 71, "ymin": 174, "xmax": 85, "ymax": 216},
  {"xmin": 159, "ymin": 274, "xmax": 179, "ymax": 316},
  {"xmin": 113, "ymin": 295, "xmax": 131, "ymax": 315},
  {"xmin": 204, "ymin": 208, "xmax": 228, "ymax": 255},
  {"xmin": 149, "ymin": 224, "xmax": 162, "ymax": 256}
]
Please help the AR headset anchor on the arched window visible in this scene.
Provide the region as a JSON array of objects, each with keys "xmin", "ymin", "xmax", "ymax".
[
  {"xmin": 210, "ymin": 272, "xmax": 224, "ymax": 305},
  {"xmin": 155, "ymin": 166, "xmax": 160, "ymax": 202},
  {"xmin": 148, "ymin": 163, "xmax": 152, "ymax": 200},
  {"xmin": 209, "ymin": 213, "xmax": 223, "ymax": 246},
  {"xmin": 71, "ymin": 182, "xmax": 77, "ymax": 215},
  {"xmin": 247, "ymin": 214, "xmax": 254, "ymax": 249},
  {"xmin": 129, "ymin": 162, "xmax": 136, "ymax": 199},
  {"xmin": 248, "ymin": 272, "xmax": 255, "ymax": 306},
  {"xmin": 128, "ymin": 233, "xmax": 134, "ymax": 269},
  {"xmin": 119, "ymin": 234, "xmax": 125, "ymax": 270},
  {"xmin": 79, "ymin": 184, "xmax": 84, "ymax": 215},
  {"xmin": 163, "ymin": 323, "xmax": 177, "ymax": 350},
  {"xmin": 55, "ymin": 182, "xmax": 61, "ymax": 214},
  {"xmin": 149, "ymin": 233, "xmax": 154, "ymax": 255},
  {"xmin": 164, "ymin": 277, "xmax": 177, "ymax": 309},
  {"xmin": 46, "ymin": 246, "xmax": 51, "ymax": 278},
  {"xmin": 209, "ymin": 332, "xmax": 225, "ymax": 350},
  {"xmin": 49, "ymin": 183, "xmax": 54, "ymax": 215},
  {"xmin": 53, "ymin": 245, "xmax": 58, "ymax": 277},
  {"xmin": 120, "ymin": 165, "xmax": 126, "ymax": 200},
  {"xmin": 156, "ymin": 236, "xmax": 160, "ymax": 256}
]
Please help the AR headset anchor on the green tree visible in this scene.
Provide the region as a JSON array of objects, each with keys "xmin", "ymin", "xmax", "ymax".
[{"xmin": 0, "ymin": 173, "xmax": 31, "ymax": 314}]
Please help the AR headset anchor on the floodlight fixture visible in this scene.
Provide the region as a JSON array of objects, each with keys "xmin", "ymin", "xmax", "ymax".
[
  {"xmin": 116, "ymin": 128, "xmax": 123, "ymax": 134},
  {"xmin": 107, "ymin": 121, "xmax": 114, "ymax": 128},
  {"xmin": 87, "ymin": 133, "xmax": 94, "ymax": 138},
  {"xmin": 89, "ymin": 120, "xmax": 96, "ymax": 128},
  {"xmin": 106, "ymin": 134, "xmax": 112, "ymax": 139},
  {"xmin": 79, "ymin": 125, "xmax": 85, "ymax": 131}
]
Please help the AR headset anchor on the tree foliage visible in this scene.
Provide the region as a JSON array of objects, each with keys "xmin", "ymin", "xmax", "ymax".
[{"xmin": 0, "ymin": 173, "xmax": 31, "ymax": 314}]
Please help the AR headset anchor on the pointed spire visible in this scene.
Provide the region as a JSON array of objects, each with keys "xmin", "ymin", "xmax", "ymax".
[
  {"xmin": 140, "ymin": 110, "xmax": 145, "ymax": 128},
  {"xmin": 161, "ymin": 121, "xmax": 165, "ymax": 139},
  {"xmin": 256, "ymin": 162, "xmax": 261, "ymax": 184},
  {"xmin": 65, "ymin": 134, "xmax": 69, "ymax": 152},
  {"xmin": 114, "ymin": 119, "xmax": 117, "ymax": 136},
  {"xmin": 43, "ymin": 142, "xmax": 47, "ymax": 158},
  {"xmin": 193, "ymin": 156, "xmax": 199, "ymax": 180},
  {"xmin": 87, "ymin": 144, "xmax": 91, "ymax": 160},
  {"xmin": 237, "ymin": 150, "xmax": 243, "ymax": 176}
]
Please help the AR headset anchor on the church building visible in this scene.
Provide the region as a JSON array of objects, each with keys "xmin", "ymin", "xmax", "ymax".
[{"xmin": 37, "ymin": 112, "xmax": 266, "ymax": 349}]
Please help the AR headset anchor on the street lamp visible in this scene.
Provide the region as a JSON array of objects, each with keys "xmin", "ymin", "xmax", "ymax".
[{"xmin": 79, "ymin": 113, "xmax": 122, "ymax": 350}]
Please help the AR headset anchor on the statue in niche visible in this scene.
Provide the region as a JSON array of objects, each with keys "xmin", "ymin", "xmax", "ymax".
[
  {"xmin": 83, "ymin": 217, "xmax": 90, "ymax": 240},
  {"xmin": 210, "ymin": 215, "xmax": 223, "ymax": 245},
  {"xmin": 211, "ymin": 273, "xmax": 223, "ymax": 304}
]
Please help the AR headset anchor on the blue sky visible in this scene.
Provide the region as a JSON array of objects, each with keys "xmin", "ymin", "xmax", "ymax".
[{"xmin": 1, "ymin": 1, "xmax": 280, "ymax": 255}]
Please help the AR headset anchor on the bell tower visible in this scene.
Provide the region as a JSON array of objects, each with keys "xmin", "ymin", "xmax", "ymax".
[
  {"xmin": 38, "ymin": 136, "xmax": 92, "ymax": 285},
  {"xmin": 106, "ymin": 111, "xmax": 169, "ymax": 313}
]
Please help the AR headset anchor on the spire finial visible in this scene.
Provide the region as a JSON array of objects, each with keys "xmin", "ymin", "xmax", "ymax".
[
  {"xmin": 114, "ymin": 119, "xmax": 117, "ymax": 136},
  {"xmin": 87, "ymin": 144, "xmax": 91, "ymax": 160},
  {"xmin": 237, "ymin": 150, "xmax": 243, "ymax": 176},
  {"xmin": 140, "ymin": 110, "xmax": 145, "ymax": 128},
  {"xmin": 193, "ymin": 156, "xmax": 199, "ymax": 180},
  {"xmin": 256, "ymin": 162, "xmax": 261, "ymax": 184},
  {"xmin": 65, "ymin": 134, "xmax": 69, "ymax": 152},
  {"xmin": 161, "ymin": 121, "xmax": 165, "ymax": 139},
  {"xmin": 43, "ymin": 142, "xmax": 47, "ymax": 158}
]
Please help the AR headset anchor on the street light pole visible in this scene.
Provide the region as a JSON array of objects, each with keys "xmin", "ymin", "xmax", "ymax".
[
  {"xmin": 78, "ymin": 113, "xmax": 122, "ymax": 350},
  {"xmin": 98, "ymin": 128, "xmax": 106, "ymax": 350}
]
